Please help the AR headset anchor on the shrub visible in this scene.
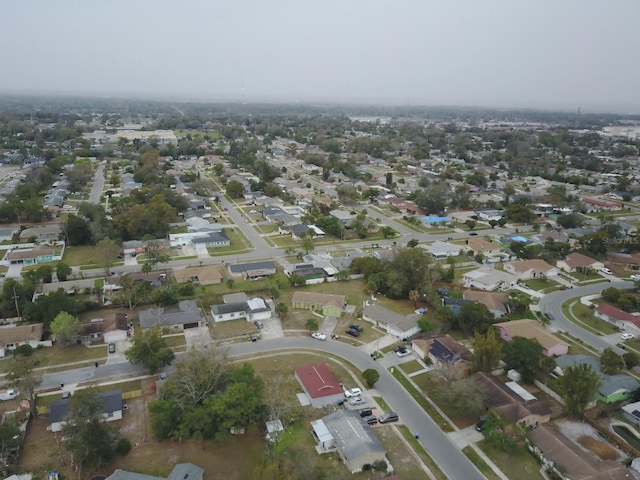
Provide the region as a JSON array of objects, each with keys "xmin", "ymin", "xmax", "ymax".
[{"xmin": 115, "ymin": 437, "xmax": 132, "ymax": 456}]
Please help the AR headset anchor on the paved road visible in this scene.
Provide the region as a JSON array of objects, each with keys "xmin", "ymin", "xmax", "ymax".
[
  {"xmin": 88, "ymin": 162, "xmax": 106, "ymax": 204},
  {"xmin": 539, "ymin": 280, "xmax": 635, "ymax": 354},
  {"xmin": 44, "ymin": 337, "xmax": 483, "ymax": 480}
]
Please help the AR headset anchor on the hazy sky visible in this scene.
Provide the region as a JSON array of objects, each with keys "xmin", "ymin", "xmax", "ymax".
[{"xmin": 1, "ymin": 0, "xmax": 639, "ymax": 112}]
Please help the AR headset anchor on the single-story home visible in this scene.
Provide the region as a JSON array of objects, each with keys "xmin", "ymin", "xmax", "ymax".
[
  {"xmin": 421, "ymin": 241, "xmax": 462, "ymax": 260},
  {"xmin": 555, "ymin": 354, "xmax": 640, "ymax": 404},
  {"xmin": 312, "ymin": 410, "xmax": 388, "ymax": 474},
  {"xmin": 473, "ymin": 372, "xmax": 551, "ymax": 427},
  {"xmin": 504, "ymin": 259, "xmax": 559, "ymax": 280},
  {"xmin": 608, "ymin": 252, "xmax": 640, "ymax": 271},
  {"xmin": 462, "ymin": 267, "xmax": 518, "ymax": 291},
  {"xmin": 228, "ymin": 261, "xmax": 277, "ymax": 279},
  {"xmin": 465, "ymin": 238, "xmax": 501, "ymax": 256},
  {"xmin": 19, "ymin": 224, "xmax": 62, "ymax": 242},
  {"xmin": 49, "ymin": 389, "xmax": 122, "ymax": 432},
  {"xmin": 475, "ymin": 209, "xmax": 503, "ymax": 222},
  {"xmin": 5, "ymin": 246, "xmax": 58, "ymax": 265},
  {"xmin": 190, "ymin": 231, "xmax": 230, "ymax": 248},
  {"xmin": 329, "ymin": 209, "xmax": 357, "ymax": 224},
  {"xmin": 173, "ymin": 266, "xmax": 223, "ymax": 285},
  {"xmin": 582, "ymin": 197, "xmax": 622, "ymax": 212},
  {"xmin": 295, "ymin": 363, "xmax": 345, "ymax": 408},
  {"xmin": 362, "ymin": 304, "xmax": 422, "ymax": 339},
  {"xmin": 494, "ymin": 319, "xmax": 569, "ymax": 357},
  {"xmin": 528, "ymin": 424, "xmax": 631, "ymax": 480},
  {"xmin": 0, "ymin": 323, "xmax": 51, "ymax": 357},
  {"xmin": 105, "ymin": 464, "xmax": 204, "ymax": 480},
  {"xmin": 80, "ymin": 313, "xmax": 129, "ymax": 344},
  {"xmin": 594, "ymin": 304, "xmax": 640, "ymax": 333},
  {"xmin": 139, "ymin": 300, "xmax": 204, "ymax": 330},
  {"xmin": 210, "ymin": 297, "xmax": 271, "ymax": 323},
  {"xmin": 413, "ymin": 336, "xmax": 470, "ymax": 376},
  {"xmin": 556, "ymin": 252, "xmax": 604, "ymax": 273},
  {"xmin": 291, "ymin": 291, "xmax": 345, "ymax": 317},
  {"xmin": 622, "ymin": 400, "xmax": 640, "ymax": 425},
  {"xmin": 463, "ymin": 290, "xmax": 510, "ymax": 318}
]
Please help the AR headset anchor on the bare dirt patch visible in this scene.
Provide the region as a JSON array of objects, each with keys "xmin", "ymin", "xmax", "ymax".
[{"xmin": 577, "ymin": 435, "xmax": 619, "ymax": 461}]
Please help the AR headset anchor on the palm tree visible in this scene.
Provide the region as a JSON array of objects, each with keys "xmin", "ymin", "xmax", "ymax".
[{"xmin": 409, "ymin": 290, "xmax": 420, "ymax": 309}]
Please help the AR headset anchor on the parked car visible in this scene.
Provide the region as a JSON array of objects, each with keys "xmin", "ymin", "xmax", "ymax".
[
  {"xmin": 349, "ymin": 396, "xmax": 365, "ymax": 406},
  {"xmin": 343, "ymin": 387, "xmax": 362, "ymax": 398},
  {"xmin": 254, "ymin": 320, "xmax": 264, "ymax": 329},
  {"xmin": 0, "ymin": 389, "xmax": 18, "ymax": 401},
  {"xmin": 544, "ymin": 312, "xmax": 554, "ymax": 321},
  {"xmin": 469, "ymin": 232, "xmax": 478, "ymax": 236},
  {"xmin": 345, "ymin": 327, "xmax": 360, "ymax": 337},
  {"xmin": 600, "ymin": 267, "xmax": 613, "ymax": 275},
  {"xmin": 631, "ymin": 275, "xmax": 640, "ymax": 281},
  {"xmin": 475, "ymin": 420, "xmax": 485, "ymax": 432},
  {"xmin": 363, "ymin": 415, "xmax": 378, "ymax": 425},
  {"xmin": 621, "ymin": 333, "xmax": 635, "ymax": 341},
  {"xmin": 378, "ymin": 412, "xmax": 399, "ymax": 423},
  {"xmin": 396, "ymin": 348, "xmax": 411, "ymax": 358},
  {"xmin": 349, "ymin": 324, "xmax": 364, "ymax": 332},
  {"xmin": 359, "ymin": 408, "xmax": 373, "ymax": 418},
  {"xmin": 311, "ymin": 332, "xmax": 327, "ymax": 341},
  {"xmin": 108, "ymin": 343, "xmax": 116, "ymax": 354}
]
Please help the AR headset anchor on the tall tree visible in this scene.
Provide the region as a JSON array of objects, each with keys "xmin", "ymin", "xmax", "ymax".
[
  {"xmin": 125, "ymin": 328, "xmax": 175, "ymax": 374},
  {"xmin": 409, "ymin": 290, "xmax": 420, "ymax": 309},
  {"xmin": 62, "ymin": 388, "xmax": 119, "ymax": 475},
  {"xmin": 557, "ymin": 364, "xmax": 600, "ymax": 418},
  {"xmin": 503, "ymin": 336, "xmax": 554, "ymax": 383},
  {"xmin": 116, "ymin": 273, "xmax": 152, "ymax": 310},
  {"xmin": 455, "ymin": 302, "xmax": 495, "ymax": 334},
  {"xmin": 56, "ymin": 262, "xmax": 72, "ymax": 282},
  {"xmin": 470, "ymin": 329, "xmax": 503, "ymax": 373},
  {"xmin": 600, "ymin": 348, "xmax": 625, "ymax": 374},
  {"xmin": 142, "ymin": 239, "xmax": 170, "ymax": 272},
  {"xmin": 7, "ymin": 349, "xmax": 41, "ymax": 418},
  {"xmin": 95, "ymin": 238, "xmax": 120, "ymax": 276},
  {"xmin": 50, "ymin": 311, "xmax": 81, "ymax": 346}
]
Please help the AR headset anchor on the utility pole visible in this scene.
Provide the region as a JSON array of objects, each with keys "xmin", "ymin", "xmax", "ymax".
[{"xmin": 12, "ymin": 286, "xmax": 20, "ymax": 319}]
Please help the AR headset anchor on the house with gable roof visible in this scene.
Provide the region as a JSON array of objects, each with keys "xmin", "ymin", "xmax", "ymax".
[
  {"xmin": 494, "ymin": 319, "xmax": 568, "ymax": 357},
  {"xmin": 295, "ymin": 363, "xmax": 345, "ymax": 408},
  {"xmin": 105, "ymin": 464, "xmax": 204, "ymax": 480}
]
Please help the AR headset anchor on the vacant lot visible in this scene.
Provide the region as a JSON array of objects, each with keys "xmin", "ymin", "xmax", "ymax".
[{"xmin": 20, "ymin": 354, "xmax": 423, "ymax": 479}]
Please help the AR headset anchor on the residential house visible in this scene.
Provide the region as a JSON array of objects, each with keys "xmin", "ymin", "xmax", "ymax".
[
  {"xmin": 105, "ymin": 464, "xmax": 204, "ymax": 480},
  {"xmin": 0, "ymin": 227, "xmax": 17, "ymax": 243},
  {"xmin": 263, "ymin": 206, "xmax": 299, "ymax": 226},
  {"xmin": 5, "ymin": 246, "xmax": 59, "ymax": 265},
  {"xmin": 462, "ymin": 267, "xmax": 518, "ymax": 291},
  {"xmin": 608, "ymin": 252, "xmax": 640, "ymax": 271},
  {"xmin": 528, "ymin": 424, "xmax": 631, "ymax": 480},
  {"xmin": 594, "ymin": 304, "xmax": 640, "ymax": 334},
  {"xmin": 190, "ymin": 231, "xmax": 230, "ymax": 248},
  {"xmin": 421, "ymin": 241, "xmax": 462, "ymax": 260},
  {"xmin": 0, "ymin": 323, "xmax": 51, "ymax": 357},
  {"xmin": 295, "ymin": 363, "xmax": 345, "ymax": 408},
  {"xmin": 504, "ymin": 259, "xmax": 559, "ymax": 280},
  {"xmin": 173, "ymin": 266, "xmax": 223, "ymax": 285},
  {"xmin": 494, "ymin": 319, "xmax": 569, "ymax": 357},
  {"xmin": 291, "ymin": 291, "xmax": 345, "ymax": 317},
  {"xmin": 311, "ymin": 410, "xmax": 388, "ymax": 474},
  {"xmin": 279, "ymin": 224, "xmax": 325, "ymax": 240},
  {"xmin": 18, "ymin": 224, "xmax": 62, "ymax": 242},
  {"xmin": 228, "ymin": 260, "xmax": 277, "ymax": 280},
  {"xmin": 463, "ymin": 290, "xmax": 510, "ymax": 318},
  {"xmin": 49, "ymin": 390, "xmax": 122, "ymax": 432},
  {"xmin": 329, "ymin": 209, "xmax": 357, "ymax": 224},
  {"xmin": 555, "ymin": 354, "xmax": 640, "ymax": 404},
  {"xmin": 582, "ymin": 197, "xmax": 622, "ymax": 212},
  {"xmin": 418, "ymin": 336, "xmax": 470, "ymax": 370},
  {"xmin": 556, "ymin": 252, "xmax": 604, "ymax": 273},
  {"xmin": 622, "ymin": 400, "xmax": 640, "ymax": 425},
  {"xmin": 443, "ymin": 297, "xmax": 469, "ymax": 315},
  {"xmin": 210, "ymin": 297, "xmax": 271, "ymax": 323},
  {"xmin": 475, "ymin": 209, "xmax": 503, "ymax": 222},
  {"xmin": 362, "ymin": 304, "xmax": 422, "ymax": 339},
  {"xmin": 465, "ymin": 238, "xmax": 501, "ymax": 256},
  {"xmin": 472, "ymin": 372, "xmax": 551, "ymax": 427},
  {"xmin": 139, "ymin": 300, "xmax": 204, "ymax": 330},
  {"xmin": 80, "ymin": 313, "xmax": 129, "ymax": 344}
]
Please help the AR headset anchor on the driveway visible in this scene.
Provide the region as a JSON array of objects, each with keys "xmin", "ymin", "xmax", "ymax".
[
  {"xmin": 260, "ymin": 316, "xmax": 283, "ymax": 340},
  {"xmin": 6, "ymin": 263, "xmax": 23, "ymax": 278},
  {"xmin": 184, "ymin": 327, "xmax": 212, "ymax": 348}
]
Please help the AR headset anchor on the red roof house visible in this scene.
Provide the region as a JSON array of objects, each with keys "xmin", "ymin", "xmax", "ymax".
[
  {"xmin": 294, "ymin": 363, "xmax": 345, "ymax": 408},
  {"xmin": 595, "ymin": 304, "xmax": 640, "ymax": 331}
]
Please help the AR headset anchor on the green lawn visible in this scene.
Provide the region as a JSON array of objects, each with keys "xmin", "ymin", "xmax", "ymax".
[
  {"xmin": 0, "ymin": 344, "xmax": 107, "ymax": 374},
  {"xmin": 562, "ymin": 300, "xmax": 618, "ymax": 335},
  {"xmin": 522, "ymin": 278, "xmax": 559, "ymax": 291},
  {"xmin": 63, "ymin": 245, "xmax": 98, "ymax": 266},
  {"xmin": 206, "ymin": 228, "xmax": 251, "ymax": 256},
  {"xmin": 410, "ymin": 371, "xmax": 475, "ymax": 429},
  {"xmin": 462, "ymin": 446, "xmax": 501, "ymax": 480},
  {"xmin": 399, "ymin": 360, "xmax": 425, "ymax": 375},
  {"xmin": 477, "ymin": 441, "xmax": 546, "ymax": 480}
]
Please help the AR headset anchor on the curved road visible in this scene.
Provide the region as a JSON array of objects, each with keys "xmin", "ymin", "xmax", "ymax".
[
  {"xmin": 43, "ymin": 337, "xmax": 484, "ymax": 480},
  {"xmin": 539, "ymin": 280, "xmax": 635, "ymax": 354}
]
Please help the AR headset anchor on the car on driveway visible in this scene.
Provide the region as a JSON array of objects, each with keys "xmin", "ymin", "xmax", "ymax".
[
  {"xmin": 349, "ymin": 396, "xmax": 365, "ymax": 406},
  {"xmin": 396, "ymin": 347, "xmax": 411, "ymax": 358},
  {"xmin": 311, "ymin": 332, "xmax": 327, "ymax": 341},
  {"xmin": 621, "ymin": 333, "xmax": 635, "ymax": 341},
  {"xmin": 254, "ymin": 320, "xmax": 264, "ymax": 329},
  {"xmin": 631, "ymin": 275, "xmax": 640, "ymax": 281},
  {"xmin": 108, "ymin": 343, "xmax": 116, "ymax": 354},
  {"xmin": 475, "ymin": 420, "xmax": 485, "ymax": 432},
  {"xmin": 345, "ymin": 327, "xmax": 360, "ymax": 337},
  {"xmin": 600, "ymin": 267, "xmax": 613, "ymax": 275}
]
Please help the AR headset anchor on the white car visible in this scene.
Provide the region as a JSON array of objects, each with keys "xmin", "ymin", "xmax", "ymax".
[
  {"xmin": 630, "ymin": 275, "xmax": 640, "ymax": 281},
  {"xmin": 621, "ymin": 333, "xmax": 635, "ymax": 341},
  {"xmin": 348, "ymin": 396, "xmax": 365, "ymax": 406},
  {"xmin": 343, "ymin": 387, "xmax": 362, "ymax": 398},
  {"xmin": 311, "ymin": 332, "xmax": 327, "ymax": 341},
  {"xmin": 396, "ymin": 348, "xmax": 412, "ymax": 358},
  {"xmin": 600, "ymin": 268, "xmax": 613, "ymax": 275}
]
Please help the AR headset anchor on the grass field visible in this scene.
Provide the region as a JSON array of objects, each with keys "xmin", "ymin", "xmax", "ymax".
[
  {"xmin": 462, "ymin": 446, "xmax": 501, "ymax": 480},
  {"xmin": 477, "ymin": 440, "xmax": 542, "ymax": 480},
  {"xmin": 63, "ymin": 245, "xmax": 98, "ymax": 266}
]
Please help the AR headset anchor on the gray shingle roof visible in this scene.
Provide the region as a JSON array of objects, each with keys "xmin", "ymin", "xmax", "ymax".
[
  {"xmin": 229, "ymin": 261, "xmax": 276, "ymax": 274},
  {"xmin": 50, "ymin": 389, "xmax": 122, "ymax": 424},
  {"xmin": 322, "ymin": 410, "xmax": 386, "ymax": 460},
  {"xmin": 139, "ymin": 300, "xmax": 202, "ymax": 328}
]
